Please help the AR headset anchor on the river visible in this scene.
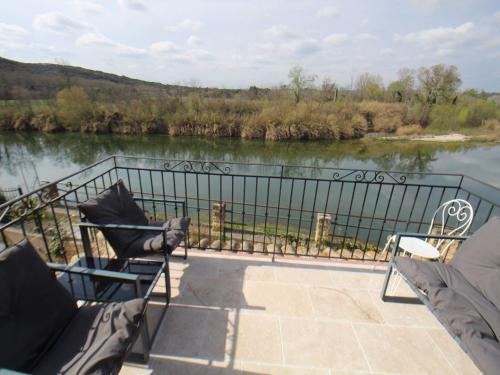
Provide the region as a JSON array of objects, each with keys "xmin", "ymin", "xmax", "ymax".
[{"xmin": 1, "ymin": 132, "xmax": 499, "ymax": 191}]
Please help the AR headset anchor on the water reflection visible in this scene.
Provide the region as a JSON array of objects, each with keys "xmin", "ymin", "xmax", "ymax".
[{"xmin": 0, "ymin": 131, "xmax": 499, "ymax": 188}]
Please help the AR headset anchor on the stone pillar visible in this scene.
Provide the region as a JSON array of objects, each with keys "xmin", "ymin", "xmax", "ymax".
[
  {"xmin": 315, "ymin": 213, "xmax": 331, "ymax": 247},
  {"xmin": 212, "ymin": 202, "xmax": 225, "ymax": 232}
]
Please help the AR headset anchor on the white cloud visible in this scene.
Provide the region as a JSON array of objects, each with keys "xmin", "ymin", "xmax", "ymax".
[
  {"xmin": 394, "ymin": 22, "xmax": 475, "ymax": 50},
  {"xmin": 265, "ymin": 25, "xmax": 299, "ymax": 40},
  {"xmin": 361, "ymin": 18, "xmax": 369, "ymax": 26},
  {"xmin": 408, "ymin": 0, "xmax": 449, "ymax": 11},
  {"xmin": 317, "ymin": 6, "xmax": 339, "ymax": 18},
  {"xmin": 494, "ymin": 10, "xmax": 500, "ymax": 21},
  {"xmin": 150, "ymin": 40, "xmax": 212, "ymax": 63},
  {"xmin": 165, "ymin": 18, "xmax": 203, "ymax": 32},
  {"xmin": 356, "ymin": 33, "xmax": 378, "ymax": 41},
  {"xmin": 33, "ymin": 12, "xmax": 92, "ymax": 33},
  {"xmin": 263, "ymin": 25, "xmax": 321, "ymax": 57},
  {"xmin": 74, "ymin": 0, "xmax": 103, "ymax": 14},
  {"xmin": 323, "ymin": 33, "xmax": 349, "ymax": 45},
  {"xmin": 187, "ymin": 35, "xmax": 202, "ymax": 46},
  {"xmin": 118, "ymin": 0, "xmax": 147, "ymax": 11},
  {"xmin": 0, "ymin": 23, "xmax": 28, "ymax": 40},
  {"xmin": 379, "ymin": 47, "xmax": 394, "ymax": 56},
  {"xmin": 76, "ymin": 32, "xmax": 147, "ymax": 56}
]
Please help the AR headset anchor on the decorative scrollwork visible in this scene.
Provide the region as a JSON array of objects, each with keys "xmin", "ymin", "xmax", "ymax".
[
  {"xmin": 332, "ymin": 169, "xmax": 407, "ymax": 184},
  {"xmin": 164, "ymin": 160, "xmax": 231, "ymax": 174}
]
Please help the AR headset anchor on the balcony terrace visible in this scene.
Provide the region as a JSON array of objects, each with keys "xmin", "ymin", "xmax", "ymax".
[
  {"xmin": 120, "ymin": 250, "xmax": 481, "ymax": 374},
  {"xmin": 1, "ymin": 155, "xmax": 498, "ymax": 375}
]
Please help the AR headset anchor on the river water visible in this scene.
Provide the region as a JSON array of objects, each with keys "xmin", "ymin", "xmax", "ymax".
[{"xmin": 1, "ymin": 132, "xmax": 499, "ymax": 190}]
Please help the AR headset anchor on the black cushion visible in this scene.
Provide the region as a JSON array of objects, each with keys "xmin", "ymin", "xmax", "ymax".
[
  {"xmin": 126, "ymin": 217, "xmax": 191, "ymax": 257},
  {"xmin": 0, "ymin": 239, "xmax": 78, "ymax": 372},
  {"xmin": 78, "ymin": 180, "xmax": 148, "ymax": 257},
  {"xmin": 450, "ymin": 216, "xmax": 500, "ymax": 311},
  {"xmin": 33, "ymin": 299, "xmax": 145, "ymax": 375}
]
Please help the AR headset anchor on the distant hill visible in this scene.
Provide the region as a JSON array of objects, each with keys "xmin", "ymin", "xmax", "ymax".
[{"xmin": 0, "ymin": 56, "xmax": 240, "ymax": 100}]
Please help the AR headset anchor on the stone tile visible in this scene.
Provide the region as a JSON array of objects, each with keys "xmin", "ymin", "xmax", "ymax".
[
  {"xmin": 329, "ymin": 269, "xmax": 385, "ymax": 291},
  {"xmin": 178, "ymin": 256, "xmax": 221, "ymax": 278},
  {"xmin": 229, "ymin": 313, "xmax": 283, "ymax": 364},
  {"xmin": 175, "ymin": 276, "xmax": 244, "ymax": 309},
  {"xmin": 309, "ymin": 287, "xmax": 384, "ymax": 323},
  {"xmin": 152, "ymin": 306, "xmax": 208, "ymax": 358},
  {"xmin": 353, "ymin": 323, "xmax": 457, "ymax": 374},
  {"xmin": 426, "ymin": 328, "xmax": 481, "ymax": 375},
  {"xmin": 120, "ymin": 364, "xmax": 153, "ymax": 375},
  {"xmin": 280, "ymin": 318, "xmax": 369, "ymax": 371},
  {"xmin": 274, "ymin": 264, "xmax": 332, "ymax": 286},
  {"xmin": 239, "ymin": 362, "xmax": 329, "ymax": 374},
  {"xmin": 149, "ymin": 357, "xmax": 240, "ymax": 375},
  {"xmin": 369, "ymin": 291, "xmax": 442, "ymax": 327},
  {"xmin": 242, "ymin": 281, "xmax": 314, "ymax": 317},
  {"xmin": 218, "ymin": 260, "xmax": 276, "ymax": 282}
]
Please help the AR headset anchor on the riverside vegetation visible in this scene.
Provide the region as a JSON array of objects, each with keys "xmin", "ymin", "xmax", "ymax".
[{"xmin": 1, "ymin": 62, "xmax": 499, "ymax": 141}]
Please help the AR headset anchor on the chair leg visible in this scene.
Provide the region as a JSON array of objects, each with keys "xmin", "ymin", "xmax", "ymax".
[
  {"xmin": 164, "ymin": 257, "xmax": 171, "ymax": 306},
  {"xmin": 381, "ymin": 262, "xmax": 393, "ymax": 301},
  {"xmin": 139, "ymin": 316, "xmax": 150, "ymax": 362}
]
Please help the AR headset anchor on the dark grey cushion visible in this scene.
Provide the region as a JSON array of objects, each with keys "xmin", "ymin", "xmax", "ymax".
[
  {"xmin": 78, "ymin": 180, "xmax": 148, "ymax": 257},
  {"xmin": 394, "ymin": 256, "xmax": 448, "ymax": 292},
  {"xmin": 33, "ymin": 299, "xmax": 146, "ymax": 375},
  {"xmin": 0, "ymin": 239, "xmax": 78, "ymax": 372},
  {"xmin": 450, "ymin": 216, "xmax": 500, "ymax": 311},
  {"xmin": 125, "ymin": 217, "xmax": 191, "ymax": 257}
]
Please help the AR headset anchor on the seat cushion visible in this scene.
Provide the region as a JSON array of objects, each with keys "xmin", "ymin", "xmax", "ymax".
[
  {"xmin": 33, "ymin": 299, "xmax": 146, "ymax": 375},
  {"xmin": 0, "ymin": 239, "xmax": 78, "ymax": 372},
  {"xmin": 125, "ymin": 217, "xmax": 191, "ymax": 257},
  {"xmin": 450, "ymin": 216, "xmax": 500, "ymax": 311},
  {"xmin": 78, "ymin": 180, "xmax": 148, "ymax": 257},
  {"xmin": 394, "ymin": 256, "xmax": 448, "ymax": 292},
  {"xmin": 427, "ymin": 287, "xmax": 500, "ymax": 375}
]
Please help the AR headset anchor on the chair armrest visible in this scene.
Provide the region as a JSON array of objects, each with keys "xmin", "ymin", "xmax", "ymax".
[
  {"xmin": 390, "ymin": 232, "xmax": 469, "ymax": 257},
  {"xmin": 0, "ymin": 370, "xmax": 30, "ymax": 375},
  {"xmin": 79, "ymin": 222, "xmax": 165, "ymax": 232},
  {"xmin": 47, "ymin": 262, "xmax": 140, "ymax": 282}
]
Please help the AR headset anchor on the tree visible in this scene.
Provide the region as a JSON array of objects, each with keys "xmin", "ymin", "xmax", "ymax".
[
  {"xmin": 288, "ymin": 65, "xmax": 316, "ymax": 103},
  {"xmin": 355, "ymin": 73, "xmax": 384, "ymax": 101},
  {"xmin": 320, "ymin": 77, "xmax": 337, "ymax": 102},
  {"xmin": 417, "ymin": 64, "xmax": 461, "ymax": 105},
  {"xmin": 56, "ymin": 86, "xmax": 92, "ymax": 130},
  {"xmin": 387, "ymin": 68, "xmax": 415, "ymax": 102}
]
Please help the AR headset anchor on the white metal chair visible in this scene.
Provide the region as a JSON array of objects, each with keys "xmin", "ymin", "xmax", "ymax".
[{"xmin": 382, "ymin": 198, "xmax": 473, "ymax": 293}]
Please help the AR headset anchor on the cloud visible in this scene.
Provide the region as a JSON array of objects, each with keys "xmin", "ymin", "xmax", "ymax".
[
  {"xmin": 356, "ymin": 33, "xmax": 378, "ymax": 41},
  {"xmin": 379, "ymin": 47, "xmax": 394, "ymax": 56},
  {"xmin": 265, "ymin": 25, "xmax": 299, "ymax": 40},
  {"xmin": 394, "ymin": 22, "xmax": 475, "ymax": 51},
  {"xmin": 263, "ymin": 25, "xmax": 321, "ymax": 57},
  {"xmin": 165, "ymin": 18, "xmax": 203, "ymax": 32},
  {"xmin": 361, "ymin": 18, "xmax": 369, "ymax": 26},
  {"xmin": 0, "ymin": 23, "xmax": 28, "ymax": 40},
  {"xmin": 118, "ymin": 0, "xmax": 147, "ymax": 11},
  {"xmin": 323, "ymin": 33, "xmax": 349, "ymax": 45},
  {"xmin": 74, "ymin": 0, "xmax": 103, "ymax": 14},
  {"xmin": 187, "ymin": 35, "xmax": 202, "ymax": 46},
  {"xmin": 33, "ymin": 12, "xmax": 92, "ymax": 33},
  {"xmin": 408, "ymin": 0, "xmax": 449, "ymax": 11},
  {"xmin": 494, "ymin": 10, "xmax": 500, "ymax": 21},
  {"xmin": 76, "ymin": 32, "xmax": 147, "ymax": 56},
  {"xmin": 317, "ymin": 6, "xmax": 339, "ymax": 18},
  {"xmin": 150, "ymin": 40, "xmax": 212, "ymax": 63}
]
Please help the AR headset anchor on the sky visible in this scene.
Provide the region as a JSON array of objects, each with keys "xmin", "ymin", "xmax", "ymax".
[{"xmin": 1, "ymin": 0, "xmax": 500, "ymax": 90}]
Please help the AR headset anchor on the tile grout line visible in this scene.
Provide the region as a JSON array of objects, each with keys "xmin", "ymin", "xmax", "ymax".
[
  {"xmin": 277, "ymin": 317, "xmax": 286, "ymax": 366},
  {"xmin": 423, "ymin": 329, "xmax": 461, "ymax": 375},
  {"xmin": 351, "ymin": 322, "xmax": 374, "ymax": 374}
]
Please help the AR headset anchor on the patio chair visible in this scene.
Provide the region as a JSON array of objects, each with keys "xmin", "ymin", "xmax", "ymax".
[
  {"xmin": 381, "ymin": 198, "xmax": 473, "ymax": 292},
  {"xmin": 77, "ymin": 179, "xmax": 191, "ymax": 260},
  {"xmin": 0, "ymin": 239, "xmax": 147, "ymax": 375}
]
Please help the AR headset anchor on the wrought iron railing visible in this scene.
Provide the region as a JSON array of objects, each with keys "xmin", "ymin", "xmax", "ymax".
[{"xmin": 1, "ymin": 155, "xmax": 499, "ymax": 263}]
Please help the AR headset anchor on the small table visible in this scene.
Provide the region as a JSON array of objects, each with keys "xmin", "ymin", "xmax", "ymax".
[{"xmin": 395, "ymin": 236, "xmax": 440, "ymax": 259}]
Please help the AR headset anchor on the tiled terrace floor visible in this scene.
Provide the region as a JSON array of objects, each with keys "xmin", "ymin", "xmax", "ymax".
[{"xmin": 122, "ymin": 250, "xmax": 480, "ymax": 375}]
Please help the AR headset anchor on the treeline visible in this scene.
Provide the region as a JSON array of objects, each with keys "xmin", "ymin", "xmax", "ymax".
[{"xmin": 1, "ymin": 64, "xmax": 499, "ymax": 140}]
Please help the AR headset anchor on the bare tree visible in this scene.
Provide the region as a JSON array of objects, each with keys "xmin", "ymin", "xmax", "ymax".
[
  {"xmin": 387, "ymin": 68, "xmax": 415, "ymax": 102},
  {"xmin": 320, "ymin": 77, "xmax": 338, "ymax": 102},
  {"xmin": 417, "ymin": 64, "xmax": 461, "ymax": 104},
  {"xmin": 355, "ymin": 73, "xmax": 384, "ymax": 101},
  {"xmin": 288, "ymin": 65, "xmax": 316, "ymax": 103}
]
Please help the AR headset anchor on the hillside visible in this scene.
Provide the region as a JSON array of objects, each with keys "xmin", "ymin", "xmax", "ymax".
[{"xmin": 0, "ymin": 56, "xmax": 238, "ymax": 100}]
